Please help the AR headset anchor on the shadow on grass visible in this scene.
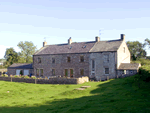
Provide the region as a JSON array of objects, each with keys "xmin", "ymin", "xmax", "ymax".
[{"xmin": 0, "ymin": 75, "xmax": 150, "ymax": 113}]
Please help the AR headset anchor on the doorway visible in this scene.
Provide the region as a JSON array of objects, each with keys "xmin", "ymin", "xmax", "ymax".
[{"xmin": 70, "ymin": 69, "xmax": 73, "ymax": 78}]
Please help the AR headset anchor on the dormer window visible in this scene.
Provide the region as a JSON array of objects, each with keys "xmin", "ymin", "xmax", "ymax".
[
  {"xmin": 67, "ymin": 57, "xmax": 71, "ymax": 62},
  {"xmin": 38, "ymin": 57, "xmax": 41, "ymax": 63},
  {"xmin": 52, "ymin": 58, "xmax": 55, "ymax": 64},
  {"xmin": 80, "ymin": 56, "xmax": 84, "ymax": 62},
  {"xmin": 82, "ymin": 46, "xmax": 86, "ymax": 48}
]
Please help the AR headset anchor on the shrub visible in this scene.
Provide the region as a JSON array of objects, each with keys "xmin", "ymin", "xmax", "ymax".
[
  {"xmin": 14, "ymin": 75, "xmax": 19, "ymax": 78},
  {"xmin": 24, "ymin": 75, "xmax": 30, "ymax": 79},
  {"xmin": 31, "ymin": 76, "xmax": 37, "ymax": 79},
  {"xmin": 138, "ymin": 65, "xmax": 150, "ymax": 82}
]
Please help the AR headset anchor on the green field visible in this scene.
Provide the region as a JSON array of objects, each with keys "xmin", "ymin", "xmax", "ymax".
[{"xmin": 0, "ymin": 74, "xmax": 150, "ymax": 113}]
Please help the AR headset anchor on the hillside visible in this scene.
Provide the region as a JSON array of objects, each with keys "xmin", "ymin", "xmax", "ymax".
[{"xmin": 0, "ymin": 73, "xmax": 150, "ymax": 113}]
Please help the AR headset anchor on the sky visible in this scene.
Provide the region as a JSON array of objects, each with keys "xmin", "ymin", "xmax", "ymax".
[{"xmin": 0, "ymin": 0, "xmax": 150, "ymax": 59}]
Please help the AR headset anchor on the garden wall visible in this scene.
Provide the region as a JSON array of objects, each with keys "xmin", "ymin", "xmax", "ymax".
[{"xmin": 0, "ymin": 76, "xmax": 89, "ymax": 84}]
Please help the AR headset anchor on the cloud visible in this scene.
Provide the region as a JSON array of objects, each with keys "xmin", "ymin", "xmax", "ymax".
[{"xmin": 0, "ymin": 45, "xmax": 21, "ymax": 59}]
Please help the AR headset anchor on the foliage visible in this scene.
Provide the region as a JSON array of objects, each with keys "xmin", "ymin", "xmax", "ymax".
[
  {"xmin": 14, "ymin": 75, "xmax": 19, "ymax": 78},
  {"xmin": 20, "ymin": 70, "xmax": 23, "ymax": 76},
  {"xmin": 144, "ymin": 38, "xmax": 150, "ymax": 48},
  {"xmin": 138, "ymin": 65, "xmax": 150, "ymax": 82},
  {"xmin": 17, "ymin": 41, "xmax": 37, "ymax": 63},
  {"xmin": 1, "ymin": 74, "xmax": 8, "ymax": 77},
  {"xmin": 4, "ymin": 48, "xmax": 20, "ymax": 67},
  {"xmin": 31, "ymin": 76, "xmax": 37, "ymax": 79},
  {"xmin": 131, "ymin": 58, "xmax": 150, "ymax": 66},
  {"xmin": 126, "ymin": 41, "xmax": 147, "ymax": 60},
  {"xmin": 24, "ymin": 75, "xmax": 30, "ymax": 79}
]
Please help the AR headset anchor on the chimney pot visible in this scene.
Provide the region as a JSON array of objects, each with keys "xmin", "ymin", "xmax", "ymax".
[
  {"xmin": 43, "ymin": 41, "xmax": 47, "ymax": 47},
  {"xmin": 68, "ymin": 37, "xmax": 72, "ymax": 45},
  {"xmin": 121, "ymin": 34, "xmax": 125, "ymax": 41},
  {"xmin": 95, "ymin": 36, "xmax": 100, "ymax": 42}
]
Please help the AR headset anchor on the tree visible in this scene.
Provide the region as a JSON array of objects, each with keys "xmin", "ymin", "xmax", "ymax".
[
  {"xmin": 4, "ymin": 48, "xmax": 19, "ymax": 67},
  {"xmin": 17, "ymin": 41, "xmax": 37, "ymax": 63},
  {"xmin": 126, "ymin": 41, "xmax": 147, "ymax": 60},
  {"xmin": 145, "ymin": 38, "xmax": 150, "ymax": 48}
]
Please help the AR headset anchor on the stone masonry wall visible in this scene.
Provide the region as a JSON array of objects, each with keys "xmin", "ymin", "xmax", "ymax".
[
  {"xmin": 117, "ymin": 40, "xmax": 130, "ymax": 68},
  {"xmin": 33, "ymin": 53, "xmax": 90, "ymax": 78},
  {"xmin": 0, "ymin": 76, "xmax": 89, "ymax": 84},
  {"xmin": 89, "ymin": 52, "xmax": 117, "ymax": 81},
  {"xmin": 7, "ymin": 69, "xmax": 34, "ymax": 76}
]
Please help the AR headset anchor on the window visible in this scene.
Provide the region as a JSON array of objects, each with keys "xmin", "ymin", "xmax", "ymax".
[
  {"xmin": 65, "ymin": 69, "xmax": 68, "ymax": 77},
  {"xmin": 67, "ymin": 57, "xmax": 71, "ymax": 62},
  {"xmin": 123, "ymin": 47, "xmax": 125, "ymax": 53},
  {"xmin": 92, "ymin": 59, "xmax": 95, "ymax": 71},
  {"xmin": 40, "ymin": 69, "xmax": 43, "ymax": 76},
  {"xmin": 130, "ymin": 70, "xmax": 133, "ymax": 74},
  {"xmin": 80, "ymin": 56, "xmax": 84, "ymax": 62},
  {"xmin": 80, "ymin": 69, "xmax": 84, "ymax": 76},
  {"xmin": 105, "ymin": 68, "xmax": 109, "ymax": 74},
  {"xmin": 104, "ymin": 54, "xmax": 109, "ymax": 63},
  {"xmin": 52, "ymin": 58, "xmax": 55, "ymax": 64},
  {"xmin": 36, "ymin": 69, "xmax": 39, "ymax": 76},
  {"xmin": 38, "ymin": 57, "xmax": 41, "ymax": 63},
  {"xmin": 52, "ymin": 69, "xmax": 55, "ymax": 75}
]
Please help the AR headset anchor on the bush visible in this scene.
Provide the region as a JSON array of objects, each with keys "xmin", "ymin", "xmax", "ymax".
[
  {"xmin": 14, "ymin": 75, "xmax": 19, "ymax": 78},
  {"xmin": 31, "ymin": 76, "xmax": 37, "ymax": 79},
  {"xmin": 138, "ymin": 65, "xmax": 150, "ymax": 82},
  {"xmin": 2, "ymin": 74, "xmax": 8, "ymax": 77},
  {"xmin": 24, "ymin": 75, "xmax": 30, "ymax": 79}
]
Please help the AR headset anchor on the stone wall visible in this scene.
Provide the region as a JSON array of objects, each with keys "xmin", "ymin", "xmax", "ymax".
[
  {"xmin": 117, "ymin": 40, "xmax": 130, "ymax": 68},
  {"xmin": 7, "ymin": 68, "xmax": 34, "ymax": 76},
  {"xmin": 33, "ymin": 53, "xmax": 90, "ymax": 78},
  {"xmin": 89, "ymin": 52, "xmax": 117, "ymax": 81},
  {"xmin": 0, "ymin": 76, "xmax": 89, "ymax": 84}
]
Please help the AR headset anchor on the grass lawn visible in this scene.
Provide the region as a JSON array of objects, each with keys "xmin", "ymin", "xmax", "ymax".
[{"xmin": 0, "ymin": 74, "xmax": 150, "ymax": 113}]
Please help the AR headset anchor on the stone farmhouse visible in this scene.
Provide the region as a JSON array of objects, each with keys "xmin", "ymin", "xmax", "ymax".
[{"xmin": 7, "ymin": 34, "xmax": 141, "ymax": 81}]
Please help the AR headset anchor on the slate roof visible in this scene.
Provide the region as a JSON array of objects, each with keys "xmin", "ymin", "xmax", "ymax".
[
  {"xmin": 8, "ymin": 63, "xmax": 33, "ymax": 69},
  {"xmin": 34, "ymin": 39, "xmax": 123, "ymax": 55},
  {"xmin": 118, "ymin": 63, "xmax": 141, "ymax": 70}
]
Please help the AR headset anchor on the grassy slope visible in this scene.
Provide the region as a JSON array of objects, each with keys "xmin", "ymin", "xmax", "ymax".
[{"xmin": 0, "ymin": 74, "xmax": 150, "ymax": 113}]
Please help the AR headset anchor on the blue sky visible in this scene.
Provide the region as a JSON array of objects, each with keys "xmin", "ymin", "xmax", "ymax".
[{"xmin": 0, "ymin": 0, "xmax": 150, "ymax": 58}]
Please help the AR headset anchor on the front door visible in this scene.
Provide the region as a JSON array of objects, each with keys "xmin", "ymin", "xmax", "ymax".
[{"xmin": 70, "ymin": 69, "xmax": 73, "ymax": 78}]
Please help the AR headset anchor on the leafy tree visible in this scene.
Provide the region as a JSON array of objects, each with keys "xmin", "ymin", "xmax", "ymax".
[
  {"xmin": 4, "ymin": 48, "xmax": 19, "ymax": 67},
  {"xmin": 126, "ymin": 41, "xmax": 147, "ymax": 60},
  {"xmin": 17, "ymin": 41, "xmax": 37, "ymax": 63},
  {"xmin": 145, "ymin": 38, "xmax": 150, "ymax": 48}
]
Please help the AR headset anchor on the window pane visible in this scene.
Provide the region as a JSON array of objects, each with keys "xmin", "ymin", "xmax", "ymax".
[
  {"xmin": 80, "ymin": 69, "xmax": 84, "ymax": 76},
  {"xmin": 40, "ymin": 69, "xmax": 43, "ymax": 76},
  {"xmin": 52, "ymin": 69, "xmax": 55, "ymax": 75},
  {"xmin": 36, "ymin": 69, "xmax": 39, "ymax": 76},
  {"xmin": 52, "ymin": 58, "xmax": 55, "ymax": 63},
  {"xmin": 65, "ymin": 69, "xmax": 68, "ymax": 76},
  {"xmin": 105, "ymin": 68, "xmax": 109, "ymax": 74},
  {"xmin": 80, "ymin": 56, "xmax": 84, "ymax": 62},
  {"xmin": 68, "ymin": 57, "xmax": 71, "ymax": 62}
]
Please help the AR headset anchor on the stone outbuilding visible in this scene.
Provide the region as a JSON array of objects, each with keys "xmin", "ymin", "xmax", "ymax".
[
  {"xmin": 7, "ymin": 63, "xmax": 33, "ymax": 76},
  {"xmin": 117, "ymin": 63, "xmax": 141, "ymax": 76}
]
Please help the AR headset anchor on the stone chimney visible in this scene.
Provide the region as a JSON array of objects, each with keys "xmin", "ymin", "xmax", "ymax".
[
  {"xmin": 121, "ymin": 34, "xmax": 125, "ymax": 41},
  {"xmin": 43, "ymin": 41, "xmax": 47, "ymax": 47},
  {"xmin": 95, "ymin": 36, "xmax": 100, "ymax": 42},
  {"xmin": 68, "ymin": 37, "xmax": 72, "ymax": 45}
]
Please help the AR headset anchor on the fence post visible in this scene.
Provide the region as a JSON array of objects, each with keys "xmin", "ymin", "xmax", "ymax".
[
  {"xmin": 100, "ymin": 77, "xmax": 101, "ymax": 82},
  {"xmin": 11, "ymin": 77, "xmax": 12, "ymax": 82},
  {"xmin": 117, "ymin": 75, "xmax": 118, "ymax": 78},
  {"xmin": 35, "ymin": 79, "xmax": 37, "ymax": 84}
]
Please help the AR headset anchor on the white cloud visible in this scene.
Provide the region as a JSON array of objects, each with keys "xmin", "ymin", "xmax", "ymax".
[{"xmin": 0, "ymin": 45, "xmax": 21, "ymax": 59}]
